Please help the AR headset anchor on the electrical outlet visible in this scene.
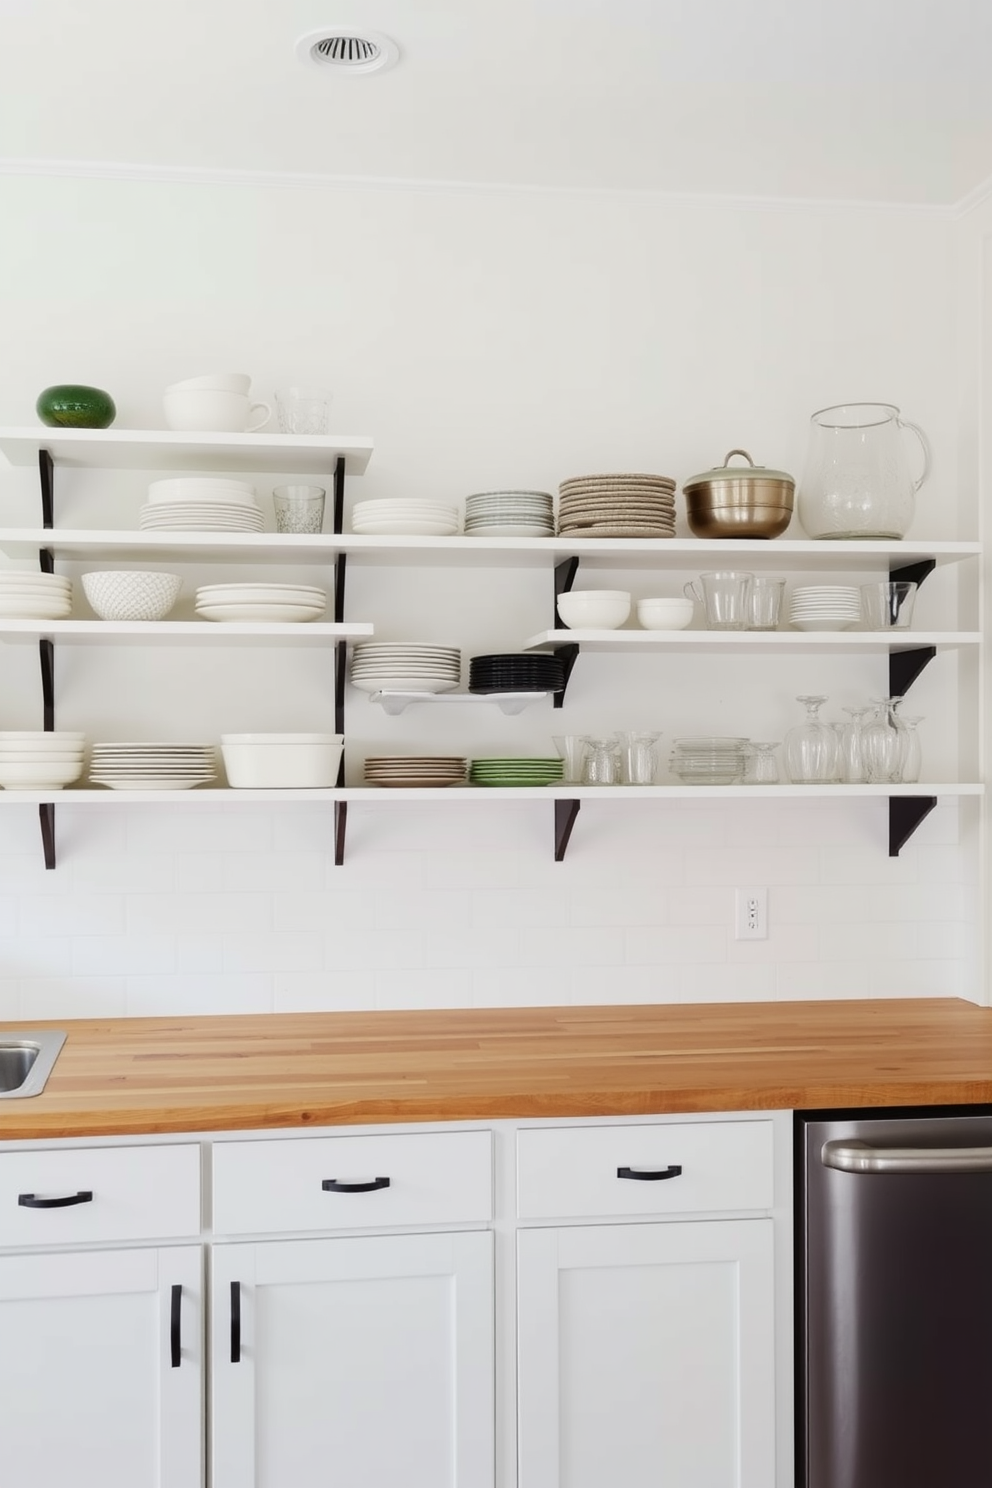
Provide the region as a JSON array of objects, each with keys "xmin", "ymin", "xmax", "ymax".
[{"xmin": 735, "ymin": 887, "xmax": 768, "ymax": 940}]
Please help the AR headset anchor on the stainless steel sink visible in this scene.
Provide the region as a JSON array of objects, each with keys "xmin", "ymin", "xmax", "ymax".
[{"xmin": 0, "ymin": 1031, "xmax": 66, "ymax": 1098}]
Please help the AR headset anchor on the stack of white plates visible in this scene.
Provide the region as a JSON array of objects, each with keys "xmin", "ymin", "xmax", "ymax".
[
  {"xmin": 0, "ymin": 571, "xmax": 72, "ymax": 619},
  {"xmin": 464, "ymin": 491, "xmax": 554, "ymax": 537},
  {"xmin": 194, "ymin": 583, "xmax": 327, "ymax": 623},
  {"xmin": 140, "ymin": 478, "xmax": 263, "ymax": 533},
  {"xmin": 351, "ymin": 500, "xmax": 460, "ymax": 536},
  {"xmin": 558, "ymin": 473, "xmax": 677, "ymax": 538},
  {"xmin": 89, "ymin": 742, "xmax": 217, "ymax": 790},
  {"xmin": 349, "ymin": 642, "xmax": 462, "ymax": 694},
  {"xmin": 364, "ymin": 756, "xmax": 468, "ymax": 787},
  {"xmin": 0, "ymin": 731, "xmax": 85, "ymax": 789},
  {"xmin": 788, "ymin": 586, "xmax": 861, "ymax": 631}
]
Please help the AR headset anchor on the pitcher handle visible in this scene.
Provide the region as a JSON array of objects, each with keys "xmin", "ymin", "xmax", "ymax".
[
  {"xmin": 898, "ymin": 416, "xmax": 931, "ymax": 492},
  {"xmin": 683, "ymin": 579, "xmax": 702, "ymax": 603}
]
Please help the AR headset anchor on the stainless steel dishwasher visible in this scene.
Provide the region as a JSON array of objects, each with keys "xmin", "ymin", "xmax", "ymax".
[{"xmin": 798, "ymin": 1107, "xmax": 992, "ymax": 1488}]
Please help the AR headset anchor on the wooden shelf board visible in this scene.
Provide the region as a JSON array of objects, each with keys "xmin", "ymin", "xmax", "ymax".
[{"xmin": 0, "ymin": 428, "xmax": 373, "ymax": 475}]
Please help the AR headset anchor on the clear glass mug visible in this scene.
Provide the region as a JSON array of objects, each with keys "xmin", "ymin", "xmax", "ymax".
[
  {"xmin": 746, "ymin": 577, "xmax": 785, "ymax": 631},
  {"xmin": 683, "ymin": 571, "xmax": 753, "ymax": 630},
  {"xmin": 616, "ymin": 731, "xmax": 661, "ymax": 784},
  {"xmin": 797, "ymin": 403, "xmax": 931, "ymax": 540}
]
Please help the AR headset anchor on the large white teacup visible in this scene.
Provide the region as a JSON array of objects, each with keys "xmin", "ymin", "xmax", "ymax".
[
  {"xmin": 167, "ymin": 372, "xmax": 252, "ymax": 395},
  {"xmin": 164, "ymin": 387, "xmax": 271, "ymax": 432}
]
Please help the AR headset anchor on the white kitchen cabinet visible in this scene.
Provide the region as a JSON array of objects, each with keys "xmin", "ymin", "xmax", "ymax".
[
  {"xmin": 517, "ymin": 1218, "xmax": 776, "ymax": 1488},
  {"xmin": 209, "ymin": 1229, "xmax": 494, "ymax": 1488},
  {"xmin": 0, "ymin": 1242, "xmax": 202, "ymax": 1488}
]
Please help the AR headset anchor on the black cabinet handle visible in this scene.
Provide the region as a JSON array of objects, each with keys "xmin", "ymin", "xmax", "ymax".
[
  {"xmin": 230, "ymin": 1281, "xmax": 241, "ymax": 1364},
  {"xmin": 18, "ymin": 1190, "xmax": 94, "ymax": 1208},
  {"xmin": 321, "ymin": 1176, "xmax": 391, "ymax": 1194},
  {"xmin": 616, "ymin": 1165, "xmax": 683, "ymax": 1181},
  {"xmin": 170, "ymin": 1284, "xmax": 182, "ymax": 1368}
]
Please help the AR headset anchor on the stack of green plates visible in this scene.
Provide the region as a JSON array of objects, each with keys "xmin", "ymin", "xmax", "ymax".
[{"xmin": 469, "ymin": 757, "xmax": 564, "ymax": 787}]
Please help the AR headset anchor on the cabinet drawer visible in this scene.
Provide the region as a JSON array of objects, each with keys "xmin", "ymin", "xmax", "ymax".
[
  {"xmin": 212, "ymin": 1130, "xmax": 493, "ymax": 1235},
  {"xmin": 0, "ymin": 1143, "xmax": 201, "ymax": 1246},
  {"xmin": 516, "ymin": 1120, "xmax": 774, "ymax": 1219}
]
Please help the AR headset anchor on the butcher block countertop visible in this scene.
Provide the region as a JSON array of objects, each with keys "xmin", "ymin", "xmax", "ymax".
[{"xmin": 2, "ymin": 997, "xmax": 992, "ymax": 1139}]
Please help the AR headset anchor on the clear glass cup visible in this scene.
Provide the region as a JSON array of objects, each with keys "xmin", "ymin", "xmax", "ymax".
[
  {"xmin": 682, "ymin": 571, "xmax": 753, "ymax": 630},
  {"xmin": 552, "ymin": 734, "xmax": 588, "ymax": 784},
  {"xmin": 745, "ymin": 577, "xmax": 786, "ymax": 631},
  {"xmin": 274, "ymin": 387, "xmax": 333, "ymax": 435},
  {"xmin": 743, "ymin": 741, "xmax": 781, "ymax": 784},
  {"xmin": 897, "ymin": 713, "xmax": 924, "ymax": 784},
  {"xmin": 581, "ymin": 735, "xmax": 620, "ymax": 785},
  {"xmin": 860, "ymin": 581, "xmax": 918, "ymax": 629},
  {"xmin": 784, "ymin": 695, "xmax": 840, "ymax": 783},
  {"xmin": 273, "ymin": 484, "xmax": 326, "ymax": 534},
  {"xmin": 616, "ymin": 731, "xmax": 661, "ymax": 784},
  {"xmin": 838, "ymin": 706, "xmax": 873, "ymax": 783},
  {"xmin": 862, "ymin": 697, "xmax": 909, "ymax": 784}
]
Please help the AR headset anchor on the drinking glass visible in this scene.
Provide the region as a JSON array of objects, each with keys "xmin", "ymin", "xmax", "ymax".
[
  {"xmin": 743, "ymin": 741, "xmax": 781, "ymax": 784},
  {"xmin": 682, "ymin": 571, "xmax": 753, "ymax": 630},
  {"xmin": 581, "ymin": 735, "xmax": 620, "ymax": 785},
  {"xmin": 274, "ymin": 387, "xmax": 333, "ymax": 435},
  {"xmin": 862, "ymin": 697, "xmax": 909, "ymax": 784},
  {"xmin": 860, "ymin": 581, "xmax": 918, "ymax": 629},
  {"xmin": 784, "ymin": 695, "xmax": 839, "ymax": 783},
  {"xmin": 552, "ymin": 734, "xmax": 588, "ymax": 784},
  {"xmin": 273, "ymin": 484, "xmax": 326, "ymax": 534},
  {"xmin": 838, "ymin": 706, "xmax": 873, "ymax": 783},
  {"xmin": 745, "ymin": 577, "xmax": 786, "ymax": 631},
  {"xmin": 897, "ymin": 714, "xmax": 924, "ymax": 784},
  {"xmin": 616, "ymin": 731, "xmax": 661, "ymax": 784}
]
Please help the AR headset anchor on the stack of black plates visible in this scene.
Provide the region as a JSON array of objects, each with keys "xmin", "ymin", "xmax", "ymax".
[{"xmin": 468, "ymin": 652, "xmax": 565, "ymax": 694}]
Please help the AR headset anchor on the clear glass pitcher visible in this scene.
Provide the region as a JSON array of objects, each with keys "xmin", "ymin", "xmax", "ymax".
[{"xmin": 797, "ymin": 403, "xmax": 931, "ymax": 540}]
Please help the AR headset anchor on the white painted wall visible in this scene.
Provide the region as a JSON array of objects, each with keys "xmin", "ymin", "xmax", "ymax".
[{"xmin": 0, "ymin": 172, "xmax": 979, "ymax": 1018}]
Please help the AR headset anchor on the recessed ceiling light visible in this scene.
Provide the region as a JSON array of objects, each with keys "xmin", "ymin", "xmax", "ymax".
[{"xmin": 295, "ymin": 27, "xmax": 400, "ymax": 75}]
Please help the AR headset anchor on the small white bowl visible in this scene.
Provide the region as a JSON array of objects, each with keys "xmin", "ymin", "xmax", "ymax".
[
  {"xmin": 220, "ymin": 739, "xmax": 344, "ymax": 788},
  {"xmin": 0, "ymin": 759, "xmax": 84, "ymax": 789},
  {"xmin": 636, "ymin": 598, "xmax": 695, "ymax": 631},
  {"xmin": 556, "ymin": 590, "xmax": 631, "ymax": 629},
  {"xmin": 82, "ymin": 571, "xmax": 182, "ymax": 622}
]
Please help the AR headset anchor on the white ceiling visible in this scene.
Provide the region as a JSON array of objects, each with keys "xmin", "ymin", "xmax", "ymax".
[{"xmin": 1, "ymin": 0, "xmax": 991, "ymax": 206}]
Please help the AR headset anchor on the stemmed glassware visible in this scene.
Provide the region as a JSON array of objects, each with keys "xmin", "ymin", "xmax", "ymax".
[
  {"xmin": 581, "ymin": 735, "xmax": 621, "ymax": 785},
  {"xmin": 862, "ymin": 697, "xmax": 909, "ymax": 784},
  {"xmin": 743, "ymin": 741, "xmax": 781, "ymax": 784},
  {"xmin": 896, "ymin": 714, "xmax": 924, "ymax": 784},
  {"xmin": 837, "ymin": 706, "xmax": 873, "ymax": 784},
  {"xmin": 616, "ymin": 731, "xmax": 662, "ymax": 784},
  {"xmin": 784, "ymin": 695, "xmax": 839, "ymax": 783}
]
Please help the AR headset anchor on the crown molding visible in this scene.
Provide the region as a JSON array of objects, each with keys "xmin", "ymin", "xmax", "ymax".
[
  {"xmin": 0, "ymin": 155, "xmax": 957, "ymax": 216},
  {"xmin": 952, "ymin": 169, "xmax": 992, "ymax": 220}
]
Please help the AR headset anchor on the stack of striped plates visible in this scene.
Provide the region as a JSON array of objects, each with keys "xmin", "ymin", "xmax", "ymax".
[
  {"xmin": 557, "ymin": 473, "xmax": 677, "ymax": 538},
  {"xmin": 469, "ymin": 757, "xmax": 564, "ymax": 787},
  {"xmin": 364, "ymin": 756, "xmax": 468, "ymax": 787},
  {"xmin": 464, "ymin": 491, "xmax": 554, "ymax": 537},
  {"xmin": 89, "ymin": 742, "xmax": 217, "ymax": 790}
]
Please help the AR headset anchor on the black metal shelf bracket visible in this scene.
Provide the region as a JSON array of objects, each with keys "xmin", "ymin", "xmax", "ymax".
[
  {"xmin": 889, "ymin": 644, "xmax": 936, "ymax": 698},
  {"xmin": 39, "ymin": 639, "xmax": 54, "ymax": 732},
  {"xmin": 332, "ymin": 455, "xmax": 346, "ymax": 536},
  {"xmin": 555, "ymin": 799, "xmax": 580, "ymax": 861},
  {"xmin": 38, "ymin": 803, "xmax": 56, "ymax": 870},
  {"xmin": 889, "ymin": 795, "xmax": 937, "ymax": 856},
  {"xmin": 889, "ymin": 557, "xmax": 936, "ymax": 589},
  {"xmin": 552, "ymin": 644, "xmax": 580, "ymax": 709},
  {"xmin": 37, "ymin": 449, "xmax": 57, "ymax": 864},
  {"xmin": 333, "ymin": 493, "xmax": 349, "ymax": 863},
  {"xmin": 554, "ymin": 557, "xmax": 579, "ymax": 626}
]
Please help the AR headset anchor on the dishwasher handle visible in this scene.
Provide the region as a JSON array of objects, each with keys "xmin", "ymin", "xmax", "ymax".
[{"xmin": 822, "ymin": 1139, "xmax": 992, "ymax": 1175}]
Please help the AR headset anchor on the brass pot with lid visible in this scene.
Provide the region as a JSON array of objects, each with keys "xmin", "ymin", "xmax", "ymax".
[{"xmin": 682, "ymin": 448, "xmax": 795, "ymax": 539}]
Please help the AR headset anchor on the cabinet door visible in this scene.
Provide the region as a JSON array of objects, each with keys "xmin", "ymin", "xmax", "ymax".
[
  {"xmin": 517, "ymin": 1219, "xmax": 775, "ymax": 1488},
  {"xmin": 211, "ymin": 1230, "xmax": 494, "ymax": 1488},
  {"xmin": 0, "ymin": 1245, "xmax": 202, "ymax": 1488}
]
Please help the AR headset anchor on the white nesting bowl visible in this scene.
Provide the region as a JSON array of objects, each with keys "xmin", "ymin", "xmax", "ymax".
[
  {"xmin": 636, "ymin": 598, "xmax": 695, "ymax": 631},
  {"xmin": 82, "ymin": 571, "xmax": 182, "ymax": 622},
  {"xmin": 0, "ymin": 759, "xmax": 84, "ymax": 789},
  {"xmin": 0, "ymin": 731, "xmax": 85, "ymax": 747},
  {"xmin": 556, "ymin": 590, "xmax": 631, "ymax": 629},
  {"xmin": 220, "ymin": 734, "xmax": 344, "ymax": 788}
]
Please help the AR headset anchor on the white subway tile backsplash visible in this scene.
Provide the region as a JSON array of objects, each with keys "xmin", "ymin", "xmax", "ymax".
[
  {"xmin": 18, "ymin": 976, "xmax": 127, "ymax": 1019},
  {"xmin": 17, "ymin": 893, "xmax": 125, "ymax": 937},
  {"xmin": 625, "ymin": 925, "xmax": 728, "ymax": 965},
  {"xmin": 678, "ymin": 963, "xmax": 777, "ymax": 1002},
  {"xmin": 273, "ymin": 890, "xmax": 376, "ymax": 933},
  {"xmin": 327, "ymin": 927, "xmax": 427, "ymax": 971},
  {"xmin": 817, "ymin": 921, "xmax": 918, "ymax": 962},
  {"xmin": 472, "ymin": 965, "xmax": 572, "ymax": 1007},
  {"xmin": 272, "ymin": 971, "xmax": 377, "ymax": 1012},
  {"xmin": 570, "ymin": 963, "xmax": 682, "ymax": 1004},
  {"xmin": 219, "ymin": 851, "xmax": 326, "ymax": 892},
  {"xmin": 471, "ymin": 888, "xmax": 571, "ymax": 928},
  {"xmin": 374, "ymin": 888, "xmax": 476, "ymax": 930},
  {"xmin": 517, "ymin": 926, "xmax": 626, "ymax": 968},
  {"xmin": 374, "ymin": 969, "xmax": 471, "ymax": 1009},
  {"xmin": 125, "ymin": 806, "xmax": 273, "ymax": 853},
  {"xmin": 224, "ymin": 932, "xmax": 324, "ymax": 974},
  {"xmin": 567, "ymin": 885, "xmax": 674, "ymax": 928},
  {"xmin": 73, "ymin": 935, "xmax": 175, "ymax": 976},
  {"xmin": 684, "ymin": 846, "xmax": 820, "ymax": 887},
  {"xmin": 126, "ymin": 973, "xmax": 273, "ymax": 1016},
  {"xmin": 126, "ymin": 891, "xmax": 272, "ymax": 935}
]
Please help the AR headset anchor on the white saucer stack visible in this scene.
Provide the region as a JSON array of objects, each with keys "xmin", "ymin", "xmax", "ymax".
[
  {"xmin": 140, "ymin": 478, "xmax": 264, "ymax": 533},
  {"xmin": 195, "ymin": 583, "xmax": 327, "ymax": 623},
  {"xmin": 788, "ymin": 586, "xmax": 861, "ymax": 631},
  {"xmin": 349, "ymin": 641, "xmax": 462, "ymax": 694},
  {"xmin": 0, "ymin": 731, "xmax": 85, "ymax": 789},
  {"xmin": 0, "ymin": 571, "xmax": 71, "ymax": 619},
  {"xmin": 464, "ymin": 491, "xmax": 554, "ymax": 537},
  {"xmin": 351, "ymin": 499, "xmax": 460, "ymax": 536},
  {"xmin": 89, "ymin": 742, "xmax": 217, "ymax": 790}
]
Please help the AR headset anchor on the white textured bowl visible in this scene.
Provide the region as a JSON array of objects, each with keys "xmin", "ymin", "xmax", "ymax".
[
  {"xmin": 82, "ymin": 571, "xmax": 182, "ymax": 621},
  {"xmin": 556, "ymin": 591, "xmax": 631, "ymax": 629},
  {"xmin": 0, "ymin": 759, "xmax": 84, "ymax": 788},
  {"xmin": 636, "ymin": 598, "xmax": 695, "ymax": 631},
  {"xmin": 220, "ymin": 739, "xmax": 344, "ymax": 788}
]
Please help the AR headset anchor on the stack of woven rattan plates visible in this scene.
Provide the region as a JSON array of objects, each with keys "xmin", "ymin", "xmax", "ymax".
[
  {"xmin": 464, "ymin": 491, "xmax": 554, "ymax": 537},
  {"xmin": 194, "ymin": 583, "xmax": 327, "ymax": 623},
  {"xmin": 363, "ymin": 756, "xmax": 468, "ymax": 787},
  {"xmin": 557, "ymin": 473, "xmax": 677, "ymax": 538},
  {"xmin": 349, "ymin": 642, "xmax": 462, "ymax": 694},
  {"xmin": 89, "ymin": 742, "xmax": 217, "ymax": 790},
  {"xmin": 469, "ymin": 757, "xmax": 564, "ymax": 787}
]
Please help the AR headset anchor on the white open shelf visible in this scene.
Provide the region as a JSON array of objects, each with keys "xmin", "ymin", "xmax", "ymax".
[
  {"xmin": 0, "ymin": 428, "xmax": 374, "ymax": 475},
  {"xmin": 368, "ymin": 690, "xmax": 549, "ymax": 716},
  {"xmin": 524, "ymin": 628, "xmax": 981, "ymax": 654},
  {"xmin": 0, "ymin": 619, "xmax": 373, "ymax": 646}
]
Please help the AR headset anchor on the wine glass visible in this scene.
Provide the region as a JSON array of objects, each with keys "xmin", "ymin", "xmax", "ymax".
[
  {"xmin": 838, "ymin": 706, "xmax": 873, "ymax": 784},
  {"xmin": 862, "ymin": 697, "xmax": 909, "ymax": 784},
  {"xmin": 784, "ymin": 695, "xmax": 839, "ymax": 783},
  {"xmin": 897, "ymin": 714, "xmax": 924, "ymax": 784}
]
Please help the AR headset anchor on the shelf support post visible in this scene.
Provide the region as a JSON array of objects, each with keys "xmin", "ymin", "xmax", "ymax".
[
  {"xmin": 38, "ymin": 803, "xmax": 56, "ymax": 870},
  {"xmin": 334, "ymin": 801, "xmax": 348, "ymax": 867},
  {"xmin": 889, "ymin": 557, "xmax": 936, "ymax": 590},
  {"xmin": 333, "ymin": 549, "xmax": 348, "ymax": 863},
  {"xmin": 554, "ymin": 799, "xmax": 580, "ymax": 861},
  {"xmin": 552, "ymin": 643, "xmax": 579, "ymax": 709},
  {"xmin": 554, "ymin": 557, "xmax": 579, "ymax": 627},
  {"xmin": 889, "ymin": 644, "xmax": 935, "ymax": 698},
  {"xmin": 332, "ymin": 455, "xmax": 346, "ymax": 535},
  {"xmin": 39, "ymin": 639, "xmax": 54, "ymax": 732},
  {"xmin": 889, "ymin": 795, "xmax": 937, "ymax": 856}
]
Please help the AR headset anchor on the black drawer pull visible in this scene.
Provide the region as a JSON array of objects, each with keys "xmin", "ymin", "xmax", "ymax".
[
  {"xmin": 170, "ymin": 1284, "xmax": 182, "ymax": 1368},
  {"xmin": 230, "ymin": 1281, "xmax": 241, "ymax": 1364},
  {"xmin": 616, "ymin": 1165, "xmax": 683, "ymax": 1182},
  {"xmin": 18, "ymin": 1190, "xmax": 94, "ymax": 1209},
  {"xmin": 322, "ymin": 1176, "xmax": 391, "ymax": 1194}
]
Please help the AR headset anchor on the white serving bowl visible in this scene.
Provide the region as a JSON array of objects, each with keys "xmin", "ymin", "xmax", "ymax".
[
  {"xmin": 82, "ymin": 571, "xmax": 182, "ymax": 622},
  {"xmin": 556, "ymin": 590, "xmax": 631, "ymax": 629},
  {"xmin": 0, "ymin": 750, "xmax": 83, "ymax": 763},
  {"xmin": 0, "ymin": 731, "xmax": 85, "ymax": 747},
  {"xmin": 636, "ymin": 598, "xmax": 695, "ymax": 631},
  {"xmin": 220, "ymin": 737, "xmax": 344, "ymax": 788},
  {"xmin": 0, "ymin": 759, "xmax": 84, "ymax": 789}
]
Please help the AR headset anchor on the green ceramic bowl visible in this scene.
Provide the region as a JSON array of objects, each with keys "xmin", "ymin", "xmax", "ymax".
[{"xmin": 36, "ymin": 384, "xmax": 117, "ymax": 429}]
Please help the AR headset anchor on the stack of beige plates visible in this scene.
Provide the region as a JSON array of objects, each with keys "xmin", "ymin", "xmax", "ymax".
[
  {"xmin": 0, "ymin": 571, "xmax": 72, "ymax": 619},
  {"xmin": 349, "ymin": 642, "xmax": 462, "ymax": 694},
  {"xmin": 194, "ymin": 583, "xmax": 327, "ymax": 623},
  {"xmin": 364, "ymin": 756, "xmax": 468, "ymax": 787},
  {"xmin": 89, "ymin": 742, "xmax": 217, "ymax": 790},
  {"xmin": 140, "ymin": 478, "xmax": 263, "ymax": 533},
  {"xmin": 557, "ymin": 473, "xmax": 677, "ymax": 538}
]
